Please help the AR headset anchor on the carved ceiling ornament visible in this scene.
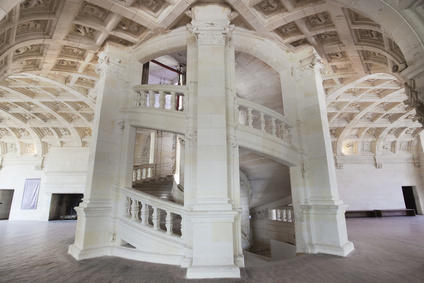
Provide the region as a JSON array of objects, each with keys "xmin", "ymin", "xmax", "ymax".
[
  {"xmin": 327, "ymin": 51, "xmax": 348, "ymax": 63},
  {"xmin": 276, "ymin": 22, "xmax": 301, "ymax": 39},
  {"xmin": 355, "ymin": 29, "xmax": 384, "ymax": 45},
  {"xmin": 53, "ymin": 59, "xmax": 79, "ymax": 71},
  {"xmin": 60, "ymin": 46, "xmax": 86, "ymax": 60},
  {"xmin": 0, "ymin": 1, "xmax": 418, "ymax": 153},
  {"xmin": 254, "ymin": 0, "xmax": 286, "ymax": 17},
  {"xmin": 133, "ymin": 0, "xmax": 168, "ymax": 15},
  {"xmin": 21, "ymin": 0, "xmax": 51, "ymax": 9},
  {"xmin": 347, "ymin": 8, "xmax": 378, "ymax": 26},
  {"xmin": 115, "ymin": 18, "xmax": 146, "ymax": 37},
  {"xmin": 72, "ymin": 24, "xmax": 96, "ymax": 39},
  {"xmin": 314, "ymin": 31, "xmax": 340, "ymax": 44},
  {"xmin": 305, "ymin": 12, "xmax": 333, "ymax": 30},
  {"xmin": 78, "ymin": 2, "xmax": 110, "ymax": 23}
]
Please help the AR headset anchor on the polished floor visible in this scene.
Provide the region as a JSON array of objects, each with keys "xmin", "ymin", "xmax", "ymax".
[{"xmin": 0, "ymin": 217, "xmax": 423, "ymax": 283}]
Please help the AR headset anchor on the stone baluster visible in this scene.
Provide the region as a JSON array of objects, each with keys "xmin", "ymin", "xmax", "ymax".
[
  {"xmin": 247, "ymin": 108, "xmax": 253, "ymax": 127},
  {"xmin": 152, "ymin": 207, "xmax": 159, "ymax": 230},
  {"xmin": 282, "ymin": 209, "xmax": 287, "ymax": 222},
  {"xmin": 287, "ymin": 208, "xmax": 292, "ymax": 222},
  {"xmin": 159, "ymin": 91, "xmax": 165, "ymax": 109},
  {"xmin": 166, "ymin": 210, "xmax": 173, "ymax": 235},
  {"xmin": 141, "ymin": 167, "xmax": 146, "ymax": 179},
  {"xmin": 136, "ymin": 91, "xmax": 146, "ymax": 107},
  {"xmin": 140, "ymin": 202, "xmax": 148, "ymax": 225},
  {"xmin": 132, "ymin": 169, "xmax": 136, "ymax": 182},
  {"xmin": 123, "ymin": 196, "xmax": 131, "ymax": 218},
  {"xmin": 260, "ymin": 112, "xmax": 265, "ymax": 132},
  {"xmin": 170, "ymin": 92, "xmax": 176, "ymax": 110},
  {"xmin": 130, "ymin": 199, "xmax": 139, "ymax": 221},
  {"xmin": 271, "ymin": 117, "xmax": 276, "ymax": 136},
  {"xmin": 136, "ymin": 168, "xmax": 141, "ymax": 181},
  {"xmin": 148, "ymin": 90, "xmax": 155, "ymax": 108}
]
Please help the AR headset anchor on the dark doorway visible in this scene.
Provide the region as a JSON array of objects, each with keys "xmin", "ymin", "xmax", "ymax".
[
  {"xmin": 49, "ymin": 193, "xmax": 83, "ymax": 220},
  {"xmin": 402, "ymin": 186, "xmax": 418, "ymax": 214},
  {"xmin": 0, "ymin": 189, "xmax": 14, "ymax": 220}
]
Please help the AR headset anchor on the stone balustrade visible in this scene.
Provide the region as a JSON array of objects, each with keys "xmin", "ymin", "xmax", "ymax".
[
  {"xmin": 132, "ymin": 163, "xmax": 155, "ymax": 183},
  {"xmin": 236, "ymin": 98, "xmax": 292, "ymax": 145},
  {"xmin": 121, "ymin": 187, "xmax": 185, "ymax": 240},
  {"xmin": 133, "ymin": 85, "xmax": 187, "ymax": 112},
  {"xmin": 264, "ymin": 206, "xmax": 295, "ymax": 223},
  {"xmin": 277, "ymin": 206, "xmax": 295, "ymax": 223}
]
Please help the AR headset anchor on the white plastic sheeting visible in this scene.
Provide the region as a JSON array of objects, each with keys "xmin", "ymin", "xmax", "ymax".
[{"xmin": 21, "ymin": 178, "xmax": 41, "ymax": 209}]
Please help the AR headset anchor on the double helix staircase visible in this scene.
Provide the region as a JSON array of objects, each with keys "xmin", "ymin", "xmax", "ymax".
[{"xmin": 114, "ymin": 84, "xmax": 300, "ymax": 267}]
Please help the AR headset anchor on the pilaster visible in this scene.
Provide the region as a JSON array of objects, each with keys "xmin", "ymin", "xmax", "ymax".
[
  {"xmin": 185, "ymin": 4, "xmax": 240, "ymax": 279},
  {"xmin": 69, "ymin": 43, "xmax": 141, "ymax": 260},
  {"xmin": 289, "ymin": 52, "xmax": 354, "ymax": 257}
]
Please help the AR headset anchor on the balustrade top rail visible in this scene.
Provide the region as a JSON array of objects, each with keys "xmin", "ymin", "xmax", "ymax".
[{"xmin": 132, "ymin": 84, "xmax": 188, "ymax": 112}]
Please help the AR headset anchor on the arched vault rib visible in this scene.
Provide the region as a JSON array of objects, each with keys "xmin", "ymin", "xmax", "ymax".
[
  {"xmin": 7, "ymin": 78, "xmax": 92, "ymax": 126},
  {"xmin": 0, "ymin": 107, "xmax": 43, "ymax": 155},
  {"xmin": 0, "ymin": 85, "xmax": 83, "ymax": 147},
  {"xmin": 335, "ymin": 88, "xmax": 404, "ymax": 155},
  {"xmin": 375, "ymin": 109, "xmax": 417, "ymax": 154},
  {"xmin": 15, "ymin": 73, "xmax": 96, "ymax": 108}
]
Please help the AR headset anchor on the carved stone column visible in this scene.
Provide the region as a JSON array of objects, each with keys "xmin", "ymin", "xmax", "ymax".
[
  {"xmin": 288, "ymin": 53, "xmax": 354, "ymax": 256},
  {"xmin": 185, "ymin": 4, "xmax": 240, "ymax": 279},
  {"xmin": 68, "ymin": 43, "xmax": 141, "ymax": 260}
]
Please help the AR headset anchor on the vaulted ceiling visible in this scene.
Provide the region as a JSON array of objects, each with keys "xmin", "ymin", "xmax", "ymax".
[{"xmin": 0, "ymin": 0, "xmax": 420, "ymax": 157}]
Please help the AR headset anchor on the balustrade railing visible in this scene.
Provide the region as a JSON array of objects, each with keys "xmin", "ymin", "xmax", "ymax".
[
  {"xmin": 236, "ymin": 98, "xmax": 292, "ymax": 145},
  {"xmin": 270, "ymin": 206, "xmax": 295, "ymax": 223},
  {"xmin": 132, "ymin": 85, "xmax": 187, "ymax": 112},
  {"xmin": 133, "ymin": 163, "xmax": 155, "ymax": 183},
  {"xmin": 121, "ymin": 187, "xmax": 185, "ymax": 240}
]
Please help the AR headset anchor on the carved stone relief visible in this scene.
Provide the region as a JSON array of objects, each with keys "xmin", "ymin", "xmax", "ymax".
[
  {"xmin": 305, "ymin": 12, "xmax": 333, "ymax": 31},
  {"xmin": 314, "ymin": 31, "xmax": 340, "ymax": 44},
  {"xmin": 53, "ymin": 59, "xmax": 79, "ymax": 71},
  {"xmin": 276, "ymin": 22, "xmax": 302, "ymax": 39},
  {"xmin": 13, "ymin": 44, "xmax": 44, "ymax": 61},
  {"xmin": 60, "ymin": 46, "xmax": 86, "ymax": 60},
  {"xmin": 355, "ymin": 29, "xmax": 384, "ymax": 46},
  {"xmin": 115, "ymin": 18, "xmax": 146, "ymax": 37},
  {"xmin": 77, "ymin": 2, "xmax": 110, "ymax": 23},
  {"xmin": 72, "ymin": 24, "xmax": 97, "ymax": 39},
  {"xmin": 254, "ymin": 0, "xmax": 286, "ymax": 17},
  {"xmin": 133, "ymin": 0, "xmax": 168, "ymax": 15}
]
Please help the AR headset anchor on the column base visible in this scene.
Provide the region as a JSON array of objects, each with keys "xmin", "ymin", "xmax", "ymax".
[
  {"xmin": 297, "ymin": 202, "xmax": 355, "ymax": 257},
  {"xmin": 68, "ymin": 199, "xmax": 113, "ymax": 261},
  {"xmin": 309, "ymin": 241, "xmax": 354, "ymax": 257},
  {"xmin": 68, "ymin": 244, "xmax": 112, "ymax": 260},
  {"xmin": 186, "ymin": 265, "xmax": 240, "ymax": 279}
]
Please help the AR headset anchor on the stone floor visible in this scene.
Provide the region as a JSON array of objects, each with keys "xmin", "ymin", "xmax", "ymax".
[{"xmin": 0, "ymin": 216, "xmax": 423, "ymax": 283}]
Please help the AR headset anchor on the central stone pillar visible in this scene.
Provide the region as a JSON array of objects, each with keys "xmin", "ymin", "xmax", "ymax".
[
  {"xmin": 284, "ymin": 54, "xmax": 354, "ymax": 256},
  {"xmin": 186, "ymin": 4, "xmax": 240, "ymax": 279}
]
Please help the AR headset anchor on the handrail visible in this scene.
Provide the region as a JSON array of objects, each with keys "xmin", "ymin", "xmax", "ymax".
[
  {"xmin": 236, "ymin": 97, "xmax": 290, "ymax": 125},
  {"xmin": 236, "ymin": 97, "xmax": 293, "ymax": 145},
  {"xmin": 120, "ymin": 187, "xmax": 185, "ymax": 239},
  {"xmin": 122, "ymin": 187, "xmax": 185, "ymax": 214},
  {"xmin": 131, "ymin": 84, "xmax": 188, "ymax": 112}
]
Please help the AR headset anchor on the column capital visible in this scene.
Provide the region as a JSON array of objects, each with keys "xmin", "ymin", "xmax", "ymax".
[{"xmin": 187, "ymin": 4, "xmax": 234, "ymax": 46}]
